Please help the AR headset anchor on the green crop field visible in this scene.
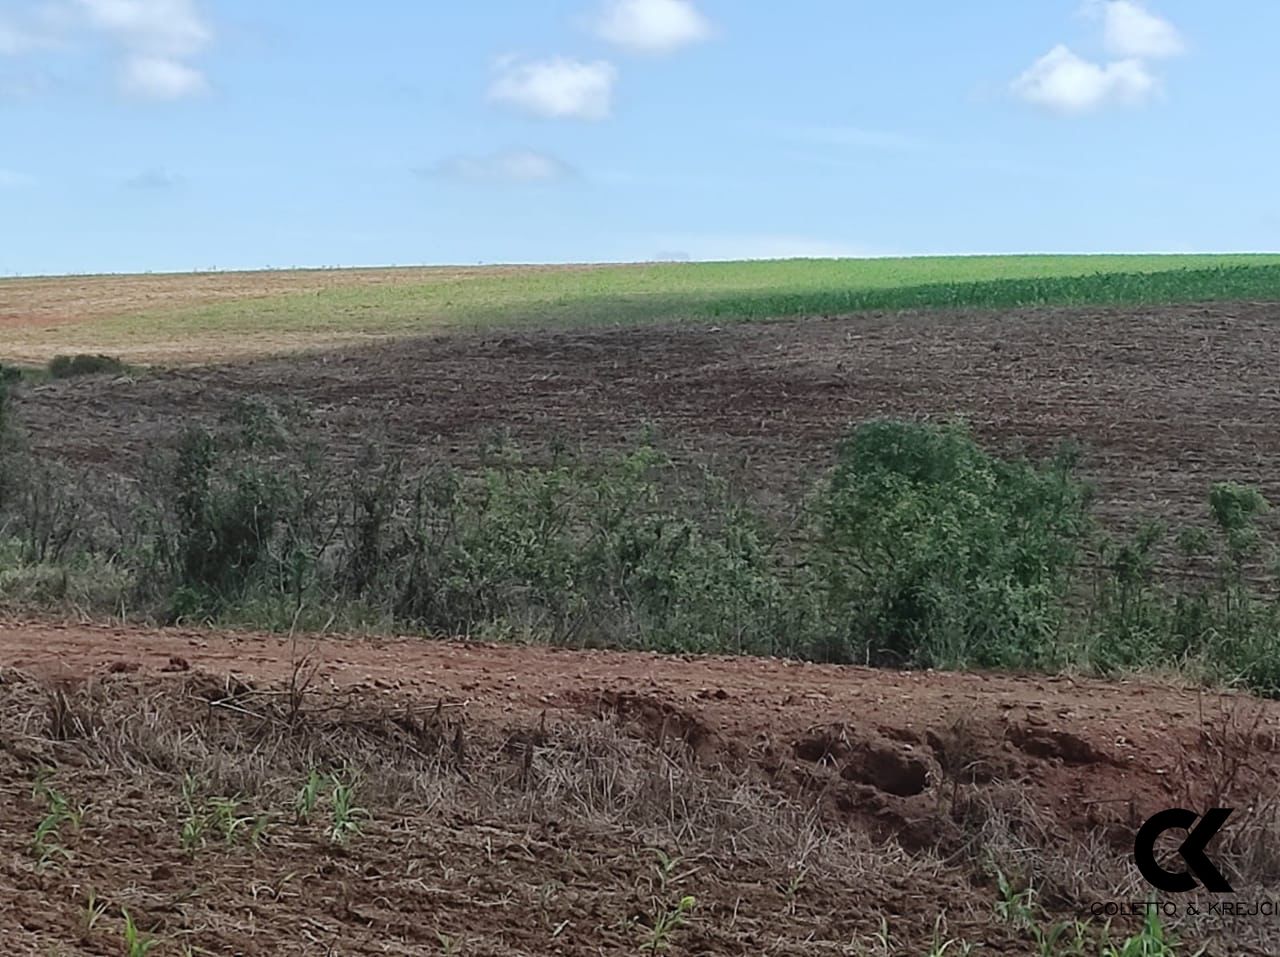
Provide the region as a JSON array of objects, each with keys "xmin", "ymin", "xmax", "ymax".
[{"xmin": 4, "ymin": 253, "xmax": 1280, "ymax": 363}]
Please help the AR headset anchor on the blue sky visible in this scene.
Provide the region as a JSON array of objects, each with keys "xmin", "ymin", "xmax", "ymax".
[{"xmin": 1, "ymin": 0, "xmax": 1277, "ymax": 275}]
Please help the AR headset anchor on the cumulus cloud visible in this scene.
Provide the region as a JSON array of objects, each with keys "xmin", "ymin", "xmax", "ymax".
[
  {"xmin": 1100, "ymin": 0, "xmax": 1184, "ymax": 59},
  {"xmin": 595, "ymin": 0, "xmax": 711, "ymax": 55},
  {"xmin": 80, "ymin": 0, "xmax": 212, "ymax": 98},
  {"xmin": 1013, "ymin": 2, "xmax": 1183, "ymax": 114},
  {"xmin": 490, "ymin": 56, "xmax": 616, "ymax": 121},
  {"xmin": 0, "ymin": 0, "xmax": 211, "ymax": 98},
  {"xmin": 74, "ymin": 0, "xmax": 210, "ymax": 56},
  {"xmin": 1012, "ymin": 44, "xmax": 1157, "ymax": 113},
  {"xmin": 428, "ymin": 149, "xmax": 576, "ymax": 183}
]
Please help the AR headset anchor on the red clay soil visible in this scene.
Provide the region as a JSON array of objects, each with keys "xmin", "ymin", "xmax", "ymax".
[
  {"xmin": 3, "ymin": 619, "xmax": 1280, "ymax": 954},
  {"xmin": 5, "ymin": 618, "xmax": 1278, "ymax": 852}
]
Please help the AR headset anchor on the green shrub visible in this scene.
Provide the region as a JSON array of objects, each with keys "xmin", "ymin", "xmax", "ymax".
[
  {"xmin": 389, "ymin": 446, "xmax": 794, "ymax": 654},
  {"xmin": 3, "ymin": 380, "xmax": 1280, "ymax": 699},
  {"xmin": 812, "ymin": 420, "xmax": 1092, "ymax": 669},
  {"xmin": 47, "ymin": 354, "xmax": 126, "ymax": 379},
  {"xmin": 163, "ymin": 426, "xmax": 290, "ymax": 618}
]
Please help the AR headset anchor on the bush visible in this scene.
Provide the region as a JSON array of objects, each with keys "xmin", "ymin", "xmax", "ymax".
[
  {"xmin": 3, "ymin": 379, "xmax": 1280, "ymax": 698},
  {"xmin": 47, "ymin": 354, "xmax": 126, "ymax": 379},
  {"xmin": 812, "ymin": 420, "xmax": 1092, "ymax": 669},
  {"xmin": 161, "ymin": 425, "xmax": 291, "ymax": 618}
]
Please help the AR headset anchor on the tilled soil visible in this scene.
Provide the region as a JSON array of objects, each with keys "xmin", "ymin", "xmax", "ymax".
[
  {"xmin": 1, "ymin": 620, "xmax": 1279, "ymax": 953},
  {"xmin": 15, "ymin": 301, "xmax": 1280, "ymax": 531}
]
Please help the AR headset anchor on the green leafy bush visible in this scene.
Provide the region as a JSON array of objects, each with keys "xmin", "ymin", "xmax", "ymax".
[
  {"xmin": 812, "ymin": 420, "xmax": 1092, "ymax": 668},
  {"xmin": 2, "ymin": 380, "xmax": 1280, "ymax": 699}
]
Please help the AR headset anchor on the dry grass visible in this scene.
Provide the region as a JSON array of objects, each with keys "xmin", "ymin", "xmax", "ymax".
[
  {"xmin": 2, "ymin": 666, "xmax": 1275, "ymax": 954},
  {"xmin": 0, "ymin": 669, "xmax": 989, "ymax": 955}
]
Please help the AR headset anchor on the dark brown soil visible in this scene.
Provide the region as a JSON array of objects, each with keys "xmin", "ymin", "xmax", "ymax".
[{"xmin": 16, "ymin": 301, "xmax": 1280, "ymax": 530}]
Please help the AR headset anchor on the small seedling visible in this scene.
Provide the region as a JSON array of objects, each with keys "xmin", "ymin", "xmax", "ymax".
[
  {"xmin": 327, "ymin": 777, "xmax": 368, "ymax": 845},
  {"xmin": 653, "ymin": 851, "xmax": 678, "ymax": 891},
  {"xmin": 249, "ymin": 813, "xmax": 272, "ymax": 848},
  {"xmin": 208, "ymin": 795, "xmax": 253, "ymax": 846},
  {"xmin": 295, "ymin": 768, "xmax": 325, "ymax": 824},
  {"xmin": 1100, "ymin": 907, "xmax": 1204, "ymax": 957},
  {"xmin": 31, "ymin": 773, "xmax": 84, "ymax": 870},
  {"xmin": 924, "ymin": 915, "xmax": 974, "ymax": 957},
  {"xmin": 179, "ymin": 774, "xmax": 269, "ymax": 852},
  {"xmin": 1033, "ymin": 919, "xmax": 1091, "ymax": 957},
  {"xmin": 122, "ymin": 909, "xmax": 157, "ymax": 956},
  {"xmin": 782, "ymin": 869, "xmax": 805, "ymax": 915},
  {"xmin": 639, "ymin": 895, "xmax": 696, "ymax": 953},
  {"xmin": 993, "ymin": 867, "xmax": 1037, "ymax": 930},
  {"xmin": 82, "ymin": 890, "xmax": 108, "ymax": 937}
]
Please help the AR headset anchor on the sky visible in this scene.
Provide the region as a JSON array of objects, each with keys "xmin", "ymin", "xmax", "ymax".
[{"xmin": 1, "ymin": 0, "xmax": 1278, "ymax": 275}]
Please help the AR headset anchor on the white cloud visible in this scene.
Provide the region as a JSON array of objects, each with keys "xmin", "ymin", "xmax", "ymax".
[
  {"xmin": 120, "ymin": 54, "xmax": 206, "ymax": 98},
  {"xmin": 1012, "ymin": 44, "xmax": 1157, "ymax": 113},
  {"xmin": 81, "ymin": 0, "xmax": 212, "ymax": 97},
  {"xmin": 595, "ymin": 0, "xmax": 711, "ymax": 55},
  {"xmin": 490, "ymin": 57, "xmax": 616, "ymax": 121},
  {"xmin": 74, "ymin": 0, "xmax": 210, "ymax": 56},
  {"xmin": 1, "ymin": 0, "xmax": 211, "ymax": 98},
  {"xmin": 1100, "ymin": 0, "xmax": 1184, "ymax": 59},
  {"xmin": 429, "ymin": 149, "xmax": 576, "ymax": 183}
]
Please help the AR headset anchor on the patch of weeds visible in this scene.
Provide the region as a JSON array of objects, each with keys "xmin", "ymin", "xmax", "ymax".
[
  {"xmin": 179, "ymin": 773, "xmax": 269, "ymax": 853},
  {"xmin": 1100, "ymin": 907, "xmax": 1203, "ymax": 957},
  {"xmin": 207, "ymin": 795, "xmax": 254, "ymax": 846},
  {"xmin": 47, "ymin": 353, "xmax": 127, "ymax": 379}
]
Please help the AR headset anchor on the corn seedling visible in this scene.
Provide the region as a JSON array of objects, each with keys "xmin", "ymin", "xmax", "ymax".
[
  {"xmin": 31, "ymin": 773, "xmax": 83, "ymax": 870},
  {"xmin": 639, "ymin": 895, "xmax": 695, "ymax": 953},
  {"xmin": 82, "ymin": 890, "xmax": 108, "ymax": 937},
  {"xmin": 208, "ymin": 795, "xmax": 253, "ymax": 846},
  {"xmin": 249, "ymin": 813, "xmax": 272, "ymax": 848},
  {"xmin": 295, "ymin": 768, "xmax": 325, "ymax": 824},
  {"xmin": 924, "ymin": 915, "xmax": 974, "ymax": 957},
  {"xmin": 1101, "ymin": 907, "xmax": 1204, "ymax": 957},
  {"xmin": 782, "ymin": 869, "xmax": 805, "ymax": 915},
  {"xmin": 992, "ymin": 867, "xmax": 1038, "ymax": 930},
  {"xmin": 1033, "ymin": 919, "xmax": 1091, "ymax": 957},
  {"xmin": 122, "ymin": 909, "xmax": 157, "ymax": 956},
  {"xmin": 327, "ymin": 777, "xmax": 368, "ymax": 845},
  {"xmin": 849, "ymin": 916, "xmax": 896, "ymax": 956}
]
